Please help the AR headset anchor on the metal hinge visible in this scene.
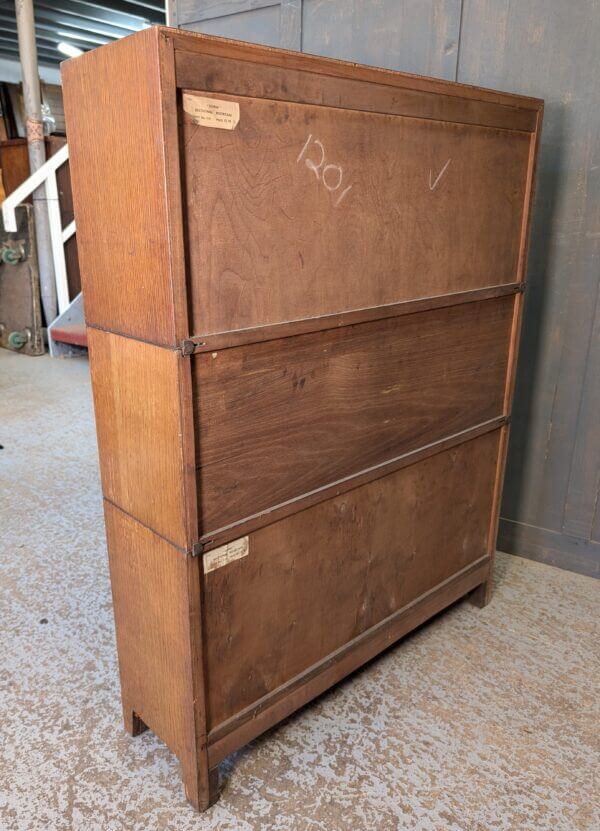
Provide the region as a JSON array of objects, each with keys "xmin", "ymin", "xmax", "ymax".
[
  {"xmin": 190, "ymin": 541, "xmax": 204, "ymax": 557},
  {"xmin": 180, "ymin": 339, "xmax": 196, "ymax": 356},
  {"xmin": 179, "ymin": 338, "xmax": 207, "ymax": 356}
]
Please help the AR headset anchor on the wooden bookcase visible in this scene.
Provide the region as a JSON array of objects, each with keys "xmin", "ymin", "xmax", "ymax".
[{"xmin": 62, "ymin": 27, "xmax": 543, "ymax": 811}]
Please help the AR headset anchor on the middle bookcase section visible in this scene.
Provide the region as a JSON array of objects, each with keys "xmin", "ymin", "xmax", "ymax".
[{"xmin": 193, "ymin": 295, "xmax": 513, "ymax": 535}]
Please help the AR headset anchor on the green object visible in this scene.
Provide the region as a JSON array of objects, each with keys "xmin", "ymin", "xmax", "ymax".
[
  {"xmin": 1, "ymin": 247, "xmax": 21, "ymax": 265},
  {"xmin": 8, "ymin": 330, "xmax": 27, "ymax": 350}
]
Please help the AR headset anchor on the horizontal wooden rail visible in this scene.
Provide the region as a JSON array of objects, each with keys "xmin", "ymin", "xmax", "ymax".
[
  {"xmin": 199, "ymin": 416, "xmax": 508, "ymax": 550},
  {"xmin": 171, "ymin": 29, "xmax": 542, "ymax": 112},
  {"xmin": 185, "ymin": 282, "xmax": 523, "ymax": 355}
]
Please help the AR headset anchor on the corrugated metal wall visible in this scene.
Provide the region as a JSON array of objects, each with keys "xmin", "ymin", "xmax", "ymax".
[{"xmin": 173, "ymin": 0, "xmax": 600, "ymax": 577}]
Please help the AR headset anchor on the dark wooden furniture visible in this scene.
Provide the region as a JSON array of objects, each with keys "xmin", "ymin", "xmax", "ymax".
[
  {"xmin": 0, "ymin": 204, "xmax": 44, "ymax": 355},
  {"xmin": 0, "ymin": 139, "xmax": 31, "ymax": 198},
  {"xmin": 0, "ymin": 137, "xmax": 81, "ymax": 299},
  {"xmin": 62, "ymin": 26, "xmax": 543, "ymax": 811}
]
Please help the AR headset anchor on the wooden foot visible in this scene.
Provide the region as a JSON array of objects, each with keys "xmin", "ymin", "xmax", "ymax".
[
  {"xmin": 123, "ymin": 707, "xmax": 149, "ymax": 737},
  {"xmin": 470, "ymin": 579, "xmax": 492, "ymax": 608},
  {"xmin": 183, "ymin": 763, "xmax": 221, "ymax": 812}
]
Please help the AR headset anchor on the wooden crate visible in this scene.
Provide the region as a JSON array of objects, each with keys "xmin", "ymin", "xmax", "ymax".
[{"xmin": 61, "ymin": 27, "xmax": 543, "ymax": 811}]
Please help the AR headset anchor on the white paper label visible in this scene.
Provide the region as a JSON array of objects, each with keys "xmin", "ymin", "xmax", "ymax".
[
  {"xmin": 183, "ymin": 93, "xmax": 240, "ymax": 130},
  {"xmin": 204, "ymin": 537, "xmax": 249, "ymax": 573}
]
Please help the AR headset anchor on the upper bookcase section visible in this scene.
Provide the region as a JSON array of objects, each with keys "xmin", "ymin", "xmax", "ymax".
[{"xmin": 62, "ymin": 27, "xmax": 543, "ymax": 347}]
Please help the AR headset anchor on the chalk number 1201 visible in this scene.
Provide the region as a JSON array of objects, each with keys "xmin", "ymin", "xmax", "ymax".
[{"xmin": 297, "ymin": 134, "xmax": 353, "ymax": 207}]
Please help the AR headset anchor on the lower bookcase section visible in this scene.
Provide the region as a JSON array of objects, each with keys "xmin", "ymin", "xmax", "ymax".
[
  {"xmin": 202, "ymin": 429, "xmax": 500, "ymax": 732},
  {"xmin": 206, "ymin": 554, "xmax": 490, "ymax": 766},
  {"xmin": 103, "ymin": 428, "xmax": 499, "ymax": 805}
]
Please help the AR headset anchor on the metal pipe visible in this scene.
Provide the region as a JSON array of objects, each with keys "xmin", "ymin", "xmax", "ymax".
[{"xmin": 15, "ymin": 0, "xmax": 57, "ymax": 326}]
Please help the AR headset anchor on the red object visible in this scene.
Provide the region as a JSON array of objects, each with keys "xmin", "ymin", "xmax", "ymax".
[{"xmin": 50, "ymin": 323, "xmax": 87, "ymax": 347}]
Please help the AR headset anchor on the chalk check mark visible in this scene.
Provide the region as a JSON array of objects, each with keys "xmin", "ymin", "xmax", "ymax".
[{"xmin": 429, "ymin": 158, "xmax": 452, "ymax": 191}]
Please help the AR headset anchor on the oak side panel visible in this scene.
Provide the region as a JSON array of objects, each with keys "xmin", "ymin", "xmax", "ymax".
[
  {"xmin": 61, "ymin": 28, "xmax": 186, "ymax": 345},
  {"xmin": 88, "ymin": 328, "xmax": 189, "ymax": 548},
  {"xmin": 194, "ymin": 296, "xmax": 513, "ymax": 533},
  {"xmin": 202, "ymin": 429, "xmax": 500, "ymax": 728},
  {"xmin": 181, "ymin": 90, "xmax": 530, "ymax": 334},
  {"xmin": 105, "ymin": 501, "xmax": 192, "ymax": 758},
  {"xmin": 104, "ymin": 502, "xmax": 213, "ymax": 810}
]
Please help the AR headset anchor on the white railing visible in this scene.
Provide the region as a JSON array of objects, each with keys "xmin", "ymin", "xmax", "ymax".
[{"xmin": 2, "ymin": 143, "xmax": 75, "ymax": 317}]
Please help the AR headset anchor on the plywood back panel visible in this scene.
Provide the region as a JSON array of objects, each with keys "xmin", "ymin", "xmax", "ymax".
[
  {"xmin": 194, "ymin": 296, "xmax": 513, "ymax": 534},
  {"xmin": 203, "ymin": 429, "xmax": 500, "ymax": 728},
  {"xmin": 182, "ymin": 90, "xmax": 530, "ymax": 336}
]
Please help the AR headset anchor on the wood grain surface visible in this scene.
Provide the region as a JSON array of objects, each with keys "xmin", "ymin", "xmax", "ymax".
[
  {"xmin": 87, "ymin": 328, "xmax": 190, "ymax": 549},
  {"xmin": 0, "ymin": 140, "xmax": 31, "ymax": 197},
  {"xmin": 194, "ymin": 296, "xmax": 513, "ymax": 533},
  {"xmin": 186, "ymin": 283, "xmax": 521, "ymax": 353},
  {"xmin": 105, "ymin": 500, "xmax": 193, "ymax": 760},
  {"xmin": 104, "ymin": 501, "xmax": 215, "ymax": 810},
  {"xmin": 202, "ymin": 429, "xmax": 500, "ymax": 728},
  {"xmin": 206, "ymin": 556, "xmax": 490, "ymax": 766},
  {"xmin": 175, "ymin": 51, "xmax": 537, "ymax": 132},
  {"xmin": 182, "ymin": 89, "xmax": 530, "ymax": 335},
  {"xmin": 62, "ymin": 26, "xmax": 544, "ymax": 810},
  {"xmin": 61, "ymin": 29, "xmax": 188, "ymax": 345}
]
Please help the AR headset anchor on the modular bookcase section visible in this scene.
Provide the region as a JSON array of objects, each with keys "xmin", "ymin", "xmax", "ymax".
[{"xmin": 62, "ymin": 26, "xmax": 543, "ymax": 811}]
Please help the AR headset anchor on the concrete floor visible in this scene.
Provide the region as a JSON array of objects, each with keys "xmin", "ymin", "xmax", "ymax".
[{"xmin": 0, "ymin": 349, "xmax": 598, "ymax": 831}]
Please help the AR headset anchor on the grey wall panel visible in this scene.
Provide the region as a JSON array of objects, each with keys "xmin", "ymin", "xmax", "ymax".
[
  {"xmin": 592, "ymin": 465, "xmax": 600, "ymax": 545},
  {"xmin": 561, "ymin": 113, "xmax": 600, "ymax": 543},
  {"xmin": 178, "ymin": 0, "xmax": 279, "ymax": 24},
  {"xmin": 279, "ymin": 0, "xmax": 302, "ymax": 51},
  {"xmin": 185, "ymin": 5, "xmax": 282, "ymax": 47},
  {"xmin": 497, "ymin": 520, "xmax": 599, "ymax": 579},
  {"xmin": 181, "ymin": 0, "xmax": 301, "ymax": 50},
  {"xmin": 458, "ymin": 0, "xmax": 600, "ymax": 574},
  {"xmin": 562, "ymin": 282, "xmax": 600, "ymax": 541},
  {"xmin": 302, "ymin": 0, "xmax": 461, "ymax": 79}
]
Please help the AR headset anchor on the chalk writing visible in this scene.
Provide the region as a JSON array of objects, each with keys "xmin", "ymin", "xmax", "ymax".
[
  {"xmin": 429, "ymin": 158, "xmax": 452, "ymax": 191},
  {"xmin": 297, "ymin": 134, "xmax": 353, "ymax": 207}
]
